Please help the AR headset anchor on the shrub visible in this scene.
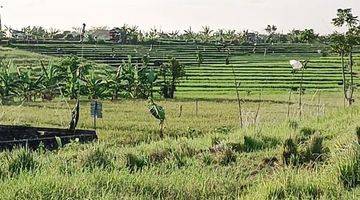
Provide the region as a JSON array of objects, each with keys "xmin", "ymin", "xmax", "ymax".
[
  {"xmin": 82, "ymin": 148, "xmax": 113, "ymax": 171},
  {"xmin": 8, "ymin": 149, "xmax": 38, "ymax": 175}
]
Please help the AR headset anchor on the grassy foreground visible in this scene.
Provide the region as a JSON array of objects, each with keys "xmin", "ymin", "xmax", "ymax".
[{"xmin": 0, "ymin": 93, "xmax": 359, "ymax": 199}]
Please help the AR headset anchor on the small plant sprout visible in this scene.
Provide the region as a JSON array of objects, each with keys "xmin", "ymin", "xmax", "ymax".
[
  {"xmin": 290, "ymin": 59, "xmax": 309, "ymax": 119},
  {"xmin": 148, "ymin": 98, "xmax": 166, "ymax": 138}
]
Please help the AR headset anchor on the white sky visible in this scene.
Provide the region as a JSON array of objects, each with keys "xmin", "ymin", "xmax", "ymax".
[{"xmin": 0, "ymin": 0, "xmax": 359, "ymax": 34}]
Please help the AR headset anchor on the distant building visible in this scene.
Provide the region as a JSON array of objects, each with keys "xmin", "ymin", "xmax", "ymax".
[
  {"xmin": 90, "ymin": 29, "xmax": 111, "ymax": 41},
  {"xmin": 9, "ymin": 29, "xmax": 26, "ymax": 40},
  {"xmin": 245, "ymin": 32, "xmax": 260, "ymax": 44}
]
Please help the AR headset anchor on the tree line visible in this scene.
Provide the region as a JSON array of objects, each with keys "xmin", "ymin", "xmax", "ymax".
[{"xmin": 1, "ymin": 24, "xmax": 322, "ymax": 45}]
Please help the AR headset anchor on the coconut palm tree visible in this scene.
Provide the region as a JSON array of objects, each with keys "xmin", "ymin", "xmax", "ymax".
[
  {"xmin": 183, "ymin": 27, "xmax": 195, "ymax": 42},
  {"xmin": 200, "ymin": 26, "xmax": 213, "ymax": 43}
]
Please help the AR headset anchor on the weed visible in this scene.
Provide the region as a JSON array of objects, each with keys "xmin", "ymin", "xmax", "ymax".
[
  {"xmin": 82, "ymin": 148, "xmax": 113, "ymax": 171},
  {"xmin": 282, "ymin": 138, "xmax": 298, "ymax": 166},
  {"xmin": 126, "ymin": 153, "xmax": 148, "ymax": 172},
  {"xmin": 220, "ymin": 149, "xmax": 236, "ymax": 166},
  {"xmin": 8, "ymin": 149, "xmax": 38, "ymax": 175}
]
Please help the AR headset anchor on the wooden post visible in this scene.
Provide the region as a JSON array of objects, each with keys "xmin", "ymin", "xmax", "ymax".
[
  {"xmin": 93, "ymin": 101, "xmax": 97, "ymax": 130},
  {"xmin": 93, "ymin": 115, "xmax": 97, "ymax": 130}
]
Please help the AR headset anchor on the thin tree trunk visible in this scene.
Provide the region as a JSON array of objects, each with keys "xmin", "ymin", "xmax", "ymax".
[
  {"xmin": 349, "ymin": 51, "xmax": 354, "ymax": 106},
  {"xmin": 299, "ymin": 69, "xmax": 304, "ymax": 119},
  {"xmin": 341, "ymin": 52, "xmax": 347, "ymax": 107},
  {"xmin": 232, "ymin": 66, "xmax": 243, "ymax": 128},
  {"xmin": 254, "ymin": 91, "xmax": 262, "ymax": 125},
  {"xmin": 287, "ymin": 91, "xmax": 292, "ymax": 119}
]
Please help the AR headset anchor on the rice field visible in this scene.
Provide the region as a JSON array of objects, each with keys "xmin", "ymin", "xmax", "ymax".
[
  {"xmin": 1, "ymin": 43, "xmax": 360, "ymax": 199},
  {"xmin": 10, "ymin": 43, "xmax": 360, "ymax": 97}
]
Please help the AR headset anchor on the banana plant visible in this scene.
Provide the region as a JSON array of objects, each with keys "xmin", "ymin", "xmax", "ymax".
[
  {"xmin": 105, "ymin": 65, "xmax": 124, "ymax": 100},
  {"xmin": 136, "ymin": 55, "xmax": 157, "ymax": 99},
  {"xmin": 61, "ymin": 56, "xmax": 91, "ymax": 99},
  {"xmin": 0, "ymin": 60, "xmax": 18, "ymax": 104},
  {"xmin": 121, "ymin": 56, "xmax": 137, "ymax": 97},
  {"xmin": 16, "ymin": 67, "xmax": 42, "ymax": 102},
  {"xmin": 159, "ymin": 57, "xmax": 185, "ymax": 99},
  {"xmin": 40, "ymin": 61, "xmax": 61, "ymax": 101},
  {"xmin": 81, "ymin": 70, "xmax": 107, "ymax": 100},
  {"xmin": 148, "ymin": 98, "xmax": 166, "ymax": 138}
]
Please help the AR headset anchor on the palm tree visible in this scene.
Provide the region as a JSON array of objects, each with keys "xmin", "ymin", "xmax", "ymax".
[
  {"xmin": 200, "ymin": 26, "xmax": 213, "ymax": 43},
  {"xmin": 265, "ymin": 25, "xmax": 277, "ymax": 43},
  {"xmin": 183, "ymin": 27, "xmax": 195, "ymax": 42}
]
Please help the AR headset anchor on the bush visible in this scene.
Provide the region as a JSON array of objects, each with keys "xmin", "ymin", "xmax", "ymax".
[
  {"xmin": 82, "ymin": 148, "xmax": 113, "ymax": 171},
  {"xmin": 8, "ymin": 149, "xmax": 38, "ymax": 175}
]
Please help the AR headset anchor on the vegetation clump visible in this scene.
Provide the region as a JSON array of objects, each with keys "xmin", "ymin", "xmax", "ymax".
[
  {"xmin": 82, "ymin": 148, "xmax": 113, "ymax": 171},
  {"xmin": 8, "ymin": 149, "xmax": 38, "ymax": 175},
  {"xmin": 339, "ymin": 146, "xmax": 360, "ymax": 189},
  {"xmin": 126, "ymin": 153, "xmax": 148, "ymax": 172}
]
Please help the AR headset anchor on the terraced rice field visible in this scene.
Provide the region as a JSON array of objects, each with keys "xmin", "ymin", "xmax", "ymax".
[{"xmin": 10, "ymin": 43, "xmax": 360, "ymax": 98}]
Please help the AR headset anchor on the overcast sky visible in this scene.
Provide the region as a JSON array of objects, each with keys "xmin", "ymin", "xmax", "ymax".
[{"xmin": 0, "ymin": 0, "xmax": 359, "ymax": 34}]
